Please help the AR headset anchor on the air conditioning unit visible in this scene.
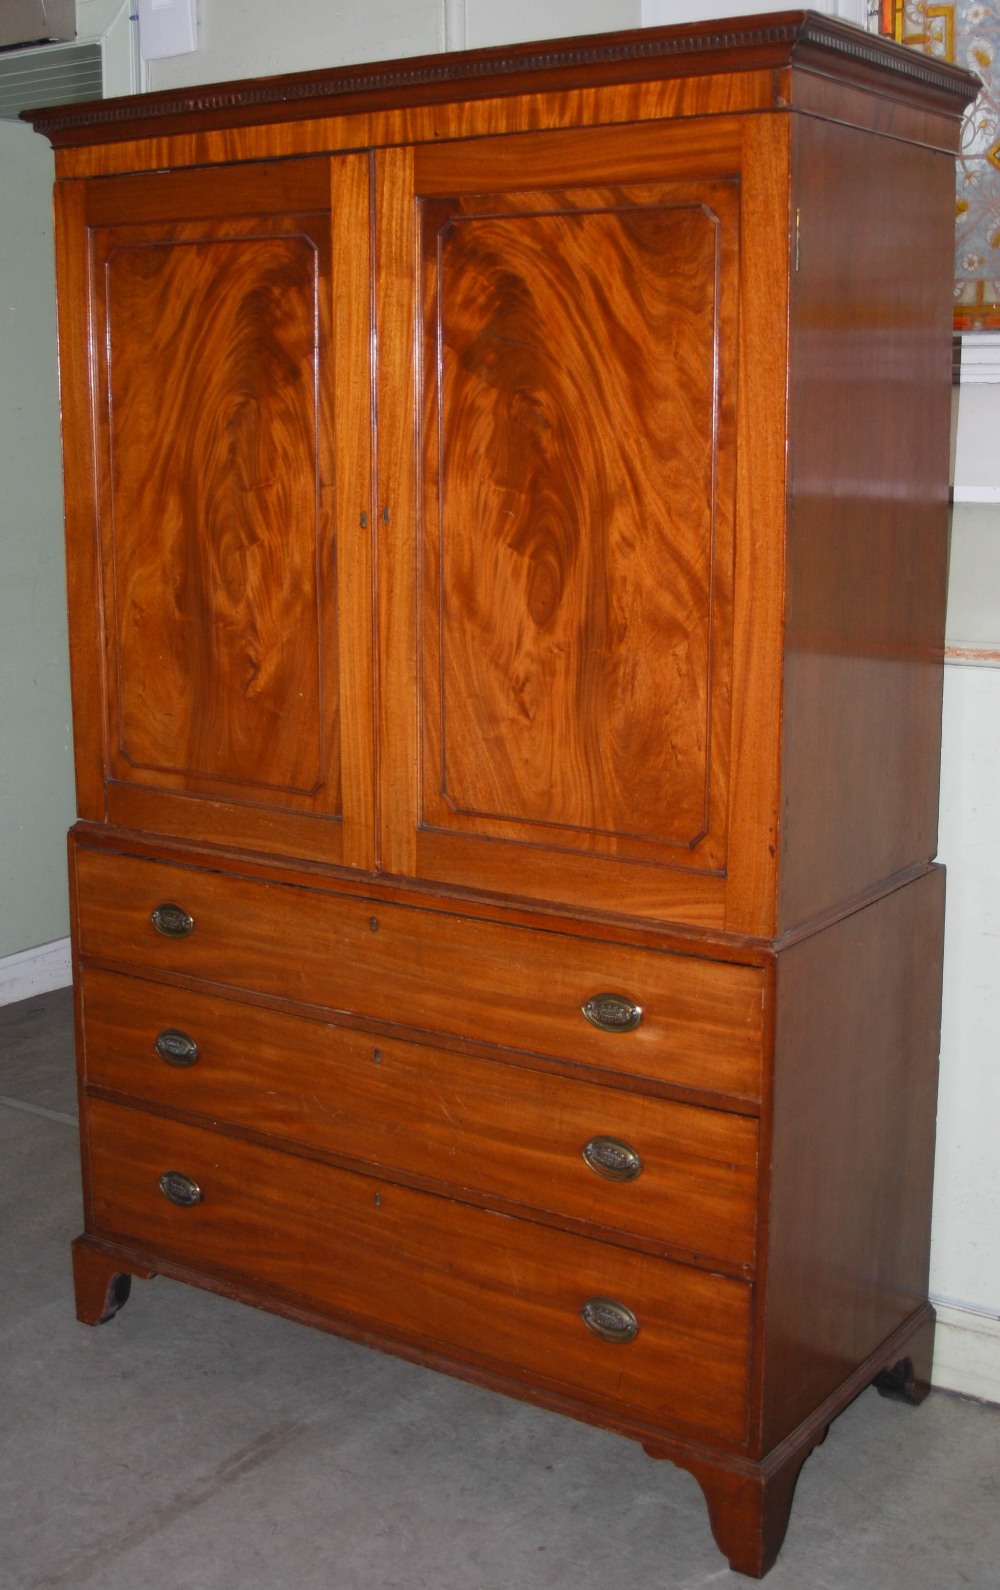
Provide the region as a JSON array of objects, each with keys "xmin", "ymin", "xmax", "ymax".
[
  {"xmin": 0, "ymin": 40, "xmax": 102, "ymax": 117},
  {"xmin": 0, "ymin": 1, "xmax": 76, "ymax": 50},
  {"xmin": 0, "ymin": 4, "xmax": 106, "ymax": 122}
]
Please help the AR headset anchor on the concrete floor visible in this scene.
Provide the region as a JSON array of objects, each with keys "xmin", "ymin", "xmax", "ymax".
[{"xmin": 2, "ymin": 988, "xmax": 999, "ymax": 1590}]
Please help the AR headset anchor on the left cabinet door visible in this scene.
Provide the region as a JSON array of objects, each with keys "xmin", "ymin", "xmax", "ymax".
[{"xmin": 56, "ymin": 155, "xmax": 376, "ymax": 866}]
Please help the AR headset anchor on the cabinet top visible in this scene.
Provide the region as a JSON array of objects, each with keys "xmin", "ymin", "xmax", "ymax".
[{"xmin": 24, "ymin": 9, "xmax": 978, "ymax": 151}]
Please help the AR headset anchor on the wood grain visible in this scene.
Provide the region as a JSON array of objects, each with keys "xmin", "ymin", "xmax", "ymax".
[
  {"xmin": 757, "ymin": 869, "xmax": 945, "ymax": 1452},
  {"xmin": 777, "ymin": 117, "xmax": 955, "ymax": 930},
  {"xmin": 45, "ymin": 74, "xmax": 780, "ymax": 182},
  {"xmin": 103, "ymin": 224, "xmax": 326, "ymax": 791},
  {"xmin": 86, "ymin": 1096, "xmax": 752, "ymax": 1444},
  {"xmin": 374, "ymin": 145, "xmax": 419, "ymax": 880},
  {"xmin": 53, "ymin": 179, "xmax": 106, "ymax": 822},
  {"xmin": 330, "ymin": 151, "xmax": 378, "ymax": 871},
  {"xmin": 721, "ymin": 113, "xmax": 791, "ymax": 939},
  {"xmin": 73, "ymin": 157, "xmax": 376, "ymax": 864},
  {"xmin": 80, "ymin": 964, "xmax": 758, "ymax": 1268},
  {"xmin": 72, "ymin": 845, "xmax": 765, "ymax": 1103},
  {"xmin": 424, "ymin": 192, "xmax": 725, "ymax": 850},
  {"xmin": 393, "ymin": 136, "xmax": 741, "ymax": 923}
]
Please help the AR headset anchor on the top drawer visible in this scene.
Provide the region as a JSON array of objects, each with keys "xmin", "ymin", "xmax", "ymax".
[{"xmin": 73, "ymin": 848, "xmax": 764, "ymax": 1102}]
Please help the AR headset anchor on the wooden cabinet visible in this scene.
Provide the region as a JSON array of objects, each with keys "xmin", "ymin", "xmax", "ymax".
[{"xmin": 28, "ymin": 13, "xmax": 976, "ymax": 1577}]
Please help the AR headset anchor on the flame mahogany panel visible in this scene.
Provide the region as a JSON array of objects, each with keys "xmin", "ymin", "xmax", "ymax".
[
  {"xmin": 417, "ymin": 176, "xmax": 738, "ymax": 883},
  {"xmin": 79, "ymin": 157, "xmax": 374, "ymax": 863},
  {"xmin": 101, "ymin": 222, "xmax": 328, "ymax": 793},
  {"xmin": 72, "ymin": 845, "xmax": 765, "ymax": 1104}
]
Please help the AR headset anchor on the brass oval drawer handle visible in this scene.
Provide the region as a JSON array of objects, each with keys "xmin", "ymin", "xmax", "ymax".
[
  {"xmin": 581, "ymin": 992, "xmax": 643, "ymax": 1033},
  {"xmin": 154, "ymin": 1029, "xmax": 199, "ymax": 1067},
  {"xmin": 582, "ymin": 1135, "xmax": 643, "ymax": 1182},
  {"xmin": 158, "ymin": 1170, "xmax": 202, "ymax": 1207},
  {"xmin": 580, "ymin": 1297, "xmax": 639, "ymax": 1344},
  {"xmin": 151, "ymin": 902, "xmax": 195, "ymax": 938}
]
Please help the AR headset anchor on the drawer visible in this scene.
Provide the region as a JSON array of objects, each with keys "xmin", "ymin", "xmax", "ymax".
[
  {"xmin": 74, "ymin": 848, "xmax": 764, "ymax": 1101},
  {"xmin": 81, "ymin": 967, "xmax": 758, "ymax": 1267},
  {"xmin": 86, "ymin": 1098, "xmax": 751, "ymax": 1443}
]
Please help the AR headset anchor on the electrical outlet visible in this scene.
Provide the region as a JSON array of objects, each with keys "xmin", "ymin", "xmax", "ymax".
[{"xmin": 136, "ymin": 0, "xmax": 197, "ymax": 60}]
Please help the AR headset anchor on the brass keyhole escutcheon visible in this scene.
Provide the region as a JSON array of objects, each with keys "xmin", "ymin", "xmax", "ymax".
[
  {"xmin": 580, "ymin": 993, "xmax": 642, "ymax": 1033},
  {"xmin": 582, "ymin": 1135, "xmax": 643, "ymax": 1182},
  {"xmin": 158, "ymin": 1171, "xmax": 202, "ymax": 1207},
  {"xmin": 154, "ymin": 1029, "xmax": 199, "ymax": 1067},
  {"xmin": 151, "ymin": 902, "xmax": 195, "ymax": 938},
  {"xmin": 580, "ymin": 1297, "xmax": 639, "ymax": 1344}
]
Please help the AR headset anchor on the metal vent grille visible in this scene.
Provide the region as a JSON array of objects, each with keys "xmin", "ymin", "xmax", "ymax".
[{"xmin": 0, "ymin": 41, "xmax": 103, "ymax": 121}]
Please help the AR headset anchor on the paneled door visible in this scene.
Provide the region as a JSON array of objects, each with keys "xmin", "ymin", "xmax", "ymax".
[
  {"xmin": 377, "ymin": 131, "xmax": 741, "ymax": 922},
  {"xmin": 59, "ymin": 154, "xmax": 375, "ymax": 866}
]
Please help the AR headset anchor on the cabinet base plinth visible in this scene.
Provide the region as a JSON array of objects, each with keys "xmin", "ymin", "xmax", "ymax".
[
  {"xmin": 642, "ymin": 1442, "xmax": 815, "ymax": 1579},
  {"xmin": 642, "ymin": 1306, "xmax": 937, "ymax": 1576},
  {"xmin": 72, "ymin": 1236, "xmax": 155, "ymax": 1325},
  {"xmin": 873, "ymin": 1314, "xmax": 935, "ymax": 1406}
]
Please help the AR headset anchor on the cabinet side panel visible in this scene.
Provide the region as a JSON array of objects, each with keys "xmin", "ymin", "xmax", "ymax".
[
  {"xmin": 779, "ymin": 117, "xmax": 954, "ymax": 928},
  {"xmin": 759, "ymin": 868, "xmax": 944, "ymax": 1451}
]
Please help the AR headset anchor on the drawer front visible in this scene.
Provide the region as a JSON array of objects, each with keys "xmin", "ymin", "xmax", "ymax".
[
  {"xmin": 81, "ymin": 967, "xmax": 757, "ymax": 1266},
  {"xmin": 74, "ymin": 849, "xmax": 763, "ymax": 1101},
  {"xmin": 86, "ymin": 1099, "xmax": 751, "ymax": 1443}
]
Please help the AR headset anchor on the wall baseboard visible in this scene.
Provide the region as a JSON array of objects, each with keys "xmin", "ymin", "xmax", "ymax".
[
  {"xmin": 932, "ymin": 1301, "xmax": 1000, "ymax": 1405},
  {"xmin": 0, "ymin": 938, "xmax": 72, "ymax": 1006}
]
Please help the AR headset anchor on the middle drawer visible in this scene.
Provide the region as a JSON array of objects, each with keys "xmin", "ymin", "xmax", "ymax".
[{"xmin": 81, "ymin": 966, "xmax": 757, "ymax": 1268}]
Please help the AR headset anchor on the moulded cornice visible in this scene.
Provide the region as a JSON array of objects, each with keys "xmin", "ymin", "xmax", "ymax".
[{"xmin": 22, "ymin": 9, "xmax": 979, "ymax": 147}]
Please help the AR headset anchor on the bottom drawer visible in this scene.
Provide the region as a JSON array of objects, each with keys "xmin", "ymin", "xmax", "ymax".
[{"xmin": 86, "ymin": 1099, "xmax": 751, "ymax": 1444}]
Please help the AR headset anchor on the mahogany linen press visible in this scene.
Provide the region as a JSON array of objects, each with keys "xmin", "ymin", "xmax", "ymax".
[{"xmin": 26, "ymin": 11, "xmax": 977, "ymax": 1576}]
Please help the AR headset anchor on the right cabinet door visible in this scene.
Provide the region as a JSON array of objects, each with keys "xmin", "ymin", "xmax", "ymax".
[{"xmin": 378, "ymin": 129, "xmax": 742, "ymax": 923}]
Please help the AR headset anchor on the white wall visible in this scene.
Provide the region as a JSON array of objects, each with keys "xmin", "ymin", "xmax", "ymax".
[
  {"xmin": 933, "ymin": 658, "xmax": 1000, "ymax": 1401},
  {"xmin": 142, "ymin": 0, "xmax": 868, "ymax": 84},
  {"xmin": 639, "ymin": 0, "xmax": 868, "ymax": 23},
  {"xmin": 465, "ymin": 0, "xmax": 639, "ymax": 50},
  {"xmin": 0, "ymin": 122, "xmax": 74, "ymax": 966},
  {"xmin": 0, "ymin": 3, "xmax": 133, "ymax": 1001},
  {"xmin": 141, "ymin": 0, "xmax": 644, "ymax": 87},
  {"xmin": 932, "ymin": 340, "xmax": 1000, "ymax": 1400},
  {"xmin": 143, "ymin": 0, "xmax": 442, "ymax": 89}
]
